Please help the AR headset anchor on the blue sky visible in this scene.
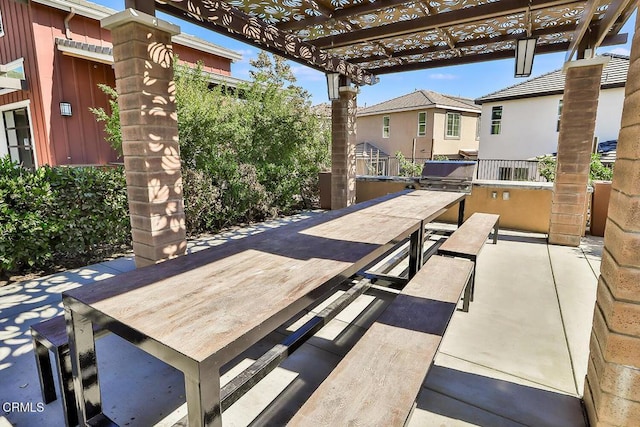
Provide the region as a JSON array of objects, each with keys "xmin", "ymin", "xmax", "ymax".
[{"xmin": 94, "ymin": 1, "xmax": 635, "ymax": 107}]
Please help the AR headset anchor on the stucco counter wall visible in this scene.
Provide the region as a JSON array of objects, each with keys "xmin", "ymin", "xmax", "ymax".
[{"xmin": 321, "ymin": 175, "xmax": 556, "ymax": 233}]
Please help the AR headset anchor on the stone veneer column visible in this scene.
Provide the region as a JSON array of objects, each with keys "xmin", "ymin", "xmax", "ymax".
[
  {"xmin": 583, "ymin": 14, "xmax": 640, "ymax": 427},
  {"xmin": 548, "ymin": 58, "xmax": 608, "ymax": 246},
  {"xmin": 103, "ymin": 10, "xmax": 187, "ymax": 267},
  {"xmin": 331, "ymin": 86, "xmax": 358, "ymax": 209}
]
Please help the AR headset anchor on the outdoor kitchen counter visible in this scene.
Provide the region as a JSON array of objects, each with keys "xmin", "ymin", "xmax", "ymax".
[{"xmin": 62, "ymin": 190, "xmax": 466, "ymax": 427}]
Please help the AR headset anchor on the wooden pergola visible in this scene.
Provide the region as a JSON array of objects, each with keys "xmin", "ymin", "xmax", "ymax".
[
  {"xmin": 148, "ymin": 0, "xmax": 634, "ymax": 82},
  {"xmin": 104, "ymin": 0, "xmax": 639, "ymax": 425}
]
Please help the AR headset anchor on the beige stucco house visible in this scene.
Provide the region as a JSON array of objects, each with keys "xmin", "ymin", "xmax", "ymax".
[{"xmin": 357, "ymin": 90, "xmax": 481, "ymax": 162}]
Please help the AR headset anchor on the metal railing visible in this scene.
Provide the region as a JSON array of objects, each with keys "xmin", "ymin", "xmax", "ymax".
[
  {"xmin": 356, "ymin": 157, "xmax": 549, "ymax": 182},
  {"xmin": 475, "ymin": 159, "xmax": 547, "ymax": 182}
]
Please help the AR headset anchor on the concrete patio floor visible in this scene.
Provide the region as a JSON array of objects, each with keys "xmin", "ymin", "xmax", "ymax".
[{"xmin": 0, "ymin": 212, "xmax": 601, "ymax": 426}]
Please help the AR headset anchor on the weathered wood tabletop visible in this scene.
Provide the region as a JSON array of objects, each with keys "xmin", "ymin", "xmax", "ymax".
[{"xmin": 63, "ymin": 189, "xmax": 465, "ymax": 427}]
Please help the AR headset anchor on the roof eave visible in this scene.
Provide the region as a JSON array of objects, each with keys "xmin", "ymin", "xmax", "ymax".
[
  {"xmin": 32, "ymin": 0, "xmax": 243, "ymax": 62},
  {"xmin": 475, "ymin": 82, "xmax": 626, "ymax": 104},
  {"xmin": 359, "ymin": 103, "xmax": 479, "ymax": 116}
]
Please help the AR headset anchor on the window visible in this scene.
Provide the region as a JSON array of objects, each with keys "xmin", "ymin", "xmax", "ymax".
[
  {"xmin": 0, "ymin": 9, "xmax": 4, "ymax": 37},
  {"xmin": 556, "ymin": 99, "xmax": 563, "ymax": 132},
  {"xmin": 445, "ymin": 112, "xmax": 460, "ymax": 138},
  {"xmin": 491, "ymin": 106, "xmax": 502, "ymax": 135},
  {"xmin": 382, "ymin": 115, "xmax": 390, "ymax": 138},
  {"xmin": 417, "ymin": 112, "xmax": 427, "ymax": 136},
  {"xmin": 476, "ymin": 117, "xmax": 481, "ymax": 140}
]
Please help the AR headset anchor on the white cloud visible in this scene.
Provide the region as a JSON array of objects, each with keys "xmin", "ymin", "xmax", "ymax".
[
  {"xmin": 605, "ymin": 47, "xmax": 631, "ymax": 56},
  {"xmin": 235, "ymin": 49, "xmax": 258, "ymax": 64},
  {"xmin": 290, "ymin": 65, "xmax": 324, "ymax": 82},
  {"xmin": 429, "ymin": 73, "xmax": 457, "ymax": 80}
]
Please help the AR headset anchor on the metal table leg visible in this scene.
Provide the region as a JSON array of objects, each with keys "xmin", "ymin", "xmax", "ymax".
[
  {"xmin": 457, "ymin": 199, "xmax": 466, "ymax": 226},
  {"xmin": 185, "ymin": 359, "xmax": 222, "ymax": 427},
  {"xmin": 408, "ymin": 221, "xmax": 425, "ymax": 278},
  {"xmin": 65, "ymin": 305, "xmax": 102, "ymax": 426}
]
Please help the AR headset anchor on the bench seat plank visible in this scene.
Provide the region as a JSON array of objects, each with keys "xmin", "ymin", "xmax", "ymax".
[
  {"xmin": 31, "ymin": 315, "xmax": 70, "ymax": 348},
  {"xmin": 438, "ymin": 212, "xmax": 499, "ymax": 258},
  {"xmin": 288, "ymin": 256, "xmax": 473, "ymax": 427}
]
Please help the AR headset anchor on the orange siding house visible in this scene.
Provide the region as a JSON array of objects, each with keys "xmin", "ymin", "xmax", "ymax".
[{"xmin": 0, "ymin": 0, "xmax": 242, "ymax": 167}]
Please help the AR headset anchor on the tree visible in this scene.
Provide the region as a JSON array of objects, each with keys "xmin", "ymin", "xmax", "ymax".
[
  {"xmin": 91, "ymin": 53, "xmax": 330, "ymax": 234},
  {"xmin": 89, "ymin": 84, "xmax": 122, "ymax": 155}
]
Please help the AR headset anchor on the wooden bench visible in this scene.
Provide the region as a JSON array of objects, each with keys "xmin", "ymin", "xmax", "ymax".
[
  {"xmin": 287, "ymin": 255, "xmax": 474, "ymax": 427},
  {"xmin": 31, "ymin": 316, "xmax": 106, "ymax": 427},
  {"xmin": 437, "ymin": 212, "xmax": 500, "ymax": 312}
]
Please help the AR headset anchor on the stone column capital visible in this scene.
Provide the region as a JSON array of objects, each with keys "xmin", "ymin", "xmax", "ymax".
[
  {"xmin": 101, "ymin": 8, "xmax": 180, "ymax": 35},
  {"xmin": 339, "ymin": 86, "xmax": 359, "ymax": 95},
  {"xmin": 562, "ymin": 55, "xmax": 610, "ymax": 73}
]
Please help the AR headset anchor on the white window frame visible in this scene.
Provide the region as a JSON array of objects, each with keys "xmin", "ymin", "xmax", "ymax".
[
  {"xmin": 0, "ymin": 100, "xmax": 38, "ymax": 168},
  {"xmin": 382, "ymin": 115, "xmax": 390, "ymax": 138},
  {"xmin": 417, "ymin": 111, "xmax": 427, "ymax": 136},
  {"xmin": 491, "ymin": 106, "xmax": 502, "ymax": 135},
  {"xmin": 445, "ymin": 112, "xmax": 461, "ymax": 139},
  {"xmin": 0, "ymin": 9, "xmax": 4, "ymax": 38}
]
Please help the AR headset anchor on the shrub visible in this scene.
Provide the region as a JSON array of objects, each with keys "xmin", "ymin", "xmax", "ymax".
[
  {"xmin": 536, "ymin": 153, "xmax": 613, "ymax": 182},
  {"xmin": 395, "ymin": 152, "xmax": 423, "ymax": 177},
  {"xmin": 0, "ymin": 158, "xmax": 130, "ymax": 276},
  {"xmin": 91, "ymin": 53, "xmax": 329, "ymax": 236}
]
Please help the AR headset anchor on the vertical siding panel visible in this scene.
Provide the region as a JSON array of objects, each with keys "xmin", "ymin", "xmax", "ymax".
[
  {"xmin": 0, "ymin": 0, "xmax": 51, "ymax": 165},
  {"xmin": 1, "ymin": 1, "xmax": 234, "ymax": 166}
]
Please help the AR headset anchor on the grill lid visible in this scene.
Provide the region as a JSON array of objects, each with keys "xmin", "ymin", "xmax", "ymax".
[{"xmin": 419, "ymin": 161, "xmax": 476, "ymax": 193}]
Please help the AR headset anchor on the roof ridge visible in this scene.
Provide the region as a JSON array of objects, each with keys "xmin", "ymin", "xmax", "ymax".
[
  {"xmin": 359, "ymin": 90, "xmax": 422, "ymax": 111},
  {"xmin": 421, "ymin": 88, "xmax": 474, "ymax": 103}
]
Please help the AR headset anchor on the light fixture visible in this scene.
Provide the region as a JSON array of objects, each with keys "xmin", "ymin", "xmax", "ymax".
[
  {"xmin": 515, "ymin": 38, "xmax": 537, "ymax": 78},
  {"xmin": 60, "ymin": 102, "xmax": 72, "ymax": 117},
  {"xmin": 326, "ymin": 73, "xmax": 340, "ymax": 101}
]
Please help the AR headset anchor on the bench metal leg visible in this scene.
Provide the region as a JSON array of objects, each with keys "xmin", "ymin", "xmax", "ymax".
[
  {"xmin": 470, "ymin": 257, "xmax": 477, "ymax": 302},
  {"xmin": 462, "ymin": 268, "xmax": 474, "ymax": 313},
  {"xmin": 493, "ymin": 219, "xmax": 499, "ymax": 244},
  {"xmin": 32, "ymin": 335, "xmax": 57, "ymax": 404},
  {"xmin": 56, "ymin": 348, "xmax": 79, "ymax": 427}
]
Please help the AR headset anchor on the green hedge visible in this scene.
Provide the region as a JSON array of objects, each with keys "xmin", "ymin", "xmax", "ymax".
[{"xmin": 0, "ymin": 157, "xmax": 130, "ymax": 275}]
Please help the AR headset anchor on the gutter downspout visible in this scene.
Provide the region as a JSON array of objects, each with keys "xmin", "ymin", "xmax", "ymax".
[{"xmin": 64, "ymin": 8, "xmax": 76, "ymax": 40}]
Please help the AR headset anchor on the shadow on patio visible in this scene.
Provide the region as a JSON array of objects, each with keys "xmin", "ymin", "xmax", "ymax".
[{"xmin": 0, "ymin": 222, "xmax": 600, "ymax": 426}]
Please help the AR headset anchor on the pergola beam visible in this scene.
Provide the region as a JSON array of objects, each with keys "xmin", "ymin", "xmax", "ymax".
[
  {"xmin": 369, "ymin": 42, "xmax": 572, "ymax": 74},
  {"xmin": 564, "ymin": 0, "xmax": 599, "ymax": 61},
  {"xmin": 309, "ymin": 0, "xmax": 581, "ymax": 49},
  {"xmin": 368, "ymin": 29, "xmax": 625, "ymax": 73},
  {"xmin": 346, "ymin": 23, "xmax": 578, "ymax": 64},
  {"xmin": 125, "ymin": 0, "xmax": 156, "ymax": 16},
  {"xmin": 591, "ymin": 0, "xmax": 637, "ymax": 47},
  {"xmin": 156, "ymin": 0, "xmax": 376, "ymax": 85},
  {"xmin": 277, "ymin": 0, "xmax": 417, "ymax": 31}
]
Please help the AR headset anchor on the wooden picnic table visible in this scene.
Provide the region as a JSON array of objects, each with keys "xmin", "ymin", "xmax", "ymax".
[{"xmin": 63, "ymin": 189, "xmax": 465, "ymax": 427}]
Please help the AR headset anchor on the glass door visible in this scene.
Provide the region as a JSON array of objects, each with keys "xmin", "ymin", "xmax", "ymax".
[{"xmin": 3, "ymin": 107, "xmax": 34, "ymax": 169}]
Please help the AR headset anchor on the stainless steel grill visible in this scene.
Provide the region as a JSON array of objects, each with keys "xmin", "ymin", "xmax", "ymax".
[{"xmin": 419, "ymin": 161, "xmax": 476, "ymax": 193}]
